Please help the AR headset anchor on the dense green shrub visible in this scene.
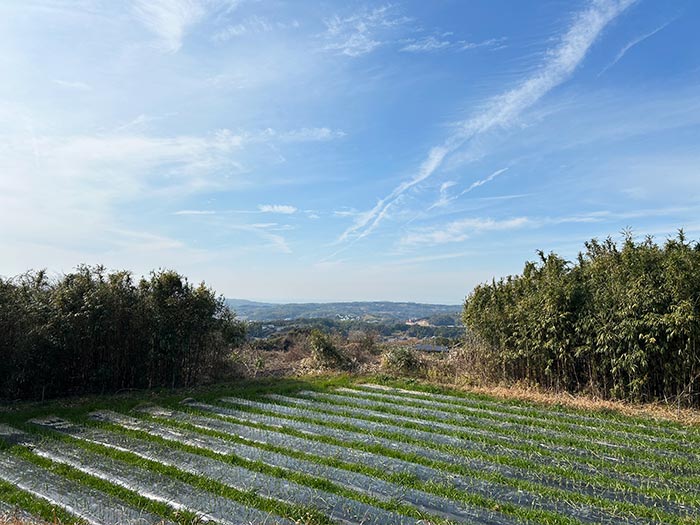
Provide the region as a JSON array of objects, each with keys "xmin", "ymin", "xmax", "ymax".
[
  {"xmin": 463, "ymin": 231, "xmax": 700, "ymax": 406},
  {"xmin": 381, "ymin": 346, "xmax": 421, "ymax": 376},
  {"xmin": 309, "ymin": 329, "xmax": 346, "ymax": 367},
  {"xmin": 0, "ymin": 266, "xmax": 245, "ymax": 400}
]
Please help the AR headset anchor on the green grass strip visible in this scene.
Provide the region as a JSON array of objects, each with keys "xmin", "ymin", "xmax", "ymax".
[
  {"xmin": 199, "ymin": 400, "xmax": 698, "ymax": 523},
  {"xmin": 261, "ymin": 393, "xmax": 699, "ymax": 475},
  {"xmin": 224, "ymin": 390, "xmax": 697, "ymax": 484},
  {"xmin": 362, "ymin": 378, "xmax": 700, "ymax": 437},
  {"xmin": 0, "ymin": 479, "xmax": 81, "ymax": 525},
  {"xmin": 337, "ymin": 387, "xmax": 700, "ymax": 453}
]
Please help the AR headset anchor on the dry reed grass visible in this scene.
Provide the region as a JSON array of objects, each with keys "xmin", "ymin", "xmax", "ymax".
[
  {"xmin": 411, "ymin": 366, "xmax": 700, "ymax": 427},
  {"xmin": 412, "ymin": 338, "xmax": 700, "ymax": 427},
  {"xmin": 457, "ymin": 382, "xmax": 700, "ymax": 427},
  {"xmin": 0, "ymin": 514, "xmax": 53, "ymax": 525}
]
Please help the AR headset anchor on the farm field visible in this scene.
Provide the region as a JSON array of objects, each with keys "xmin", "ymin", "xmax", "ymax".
[{"xmin": 0, "ymin": 377, "xmax": 698, "ymax": 525}]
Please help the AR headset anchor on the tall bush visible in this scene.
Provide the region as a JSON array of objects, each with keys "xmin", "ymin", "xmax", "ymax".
[
  {"xmin": 0, "ymin": 266, "xmax": 245, "ymax": 400},
  {"xmin": 463, "ymin": 231, "xmax": 700, "ymax": 407}
]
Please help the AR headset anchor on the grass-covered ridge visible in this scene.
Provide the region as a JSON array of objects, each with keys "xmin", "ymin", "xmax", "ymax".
[{"xmin": 0, "ymin": 375, "xmax": 698, "ymax": 524}]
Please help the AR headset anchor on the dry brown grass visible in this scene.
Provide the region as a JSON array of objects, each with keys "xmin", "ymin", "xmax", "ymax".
[
  {"xmin": 0, "ymin": 514, "xmax": 53, "ymax": 525},
  {"xmin": 410, "ymin": 339, "xmax": 700, "ymax": 427},
  {"xmin": 456, "ymin": 382, "xmax": 700, "ymax": 427},
  {"xmin": 228, "ymin": 338, "xmax": 382, "ymax": 379},
  {"xmin": 410, "ymin": 358, "xmax": 700, "ymax": 427}
]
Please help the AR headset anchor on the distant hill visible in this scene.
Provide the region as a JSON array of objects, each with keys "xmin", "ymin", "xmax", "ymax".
[{"xmin": 226, "ymin": 299, "xmax": 461, "ymax": 322}]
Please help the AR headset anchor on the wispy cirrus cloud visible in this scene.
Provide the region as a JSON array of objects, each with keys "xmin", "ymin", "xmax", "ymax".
[
  {"xmin": 171, "ymin": 211, "xmax": 294, "ymax": 254},
  {"xmin": 459, "ymin": 167, "xmax": 509, "ymax": 196},
  {"xmin": 213, "ymin": 16, "xmax": 300, "ymax": 41},
  {"xmin": 322, "ymin": 4, "xmax": 410, "ymax": 57},
  {"xmin": 19, "ymin": 124, "xmax": 341, "ymax": 195},
  {"xmin": 599, "ymin": 19, "xmax": 674, "ymax": 76},
  {"xmin": 401, "ymin": 217, "xmax": 529, "ymax": 246},
  {"xmin": 132, "ymin": 0, "xmax": 206, "ymax": 52},
  {"xmin": 132, "ymin": 0, "xmax": 244, "ymax": 52},
  {"xmin": 213, "ymin": 15, "xmax": 272, "ymax": 40},
  {"xmin": 429, "ymin": 168, "xmax": 508, "ymax": 210},
  {"xmin": 400, "ymin": 35, "xmax": 505, "ymax": 54},
  {"xmin": 174, "ymin": 210, "xmax": 217, "ymax": 215},
  {"xmin": 0, "ymin": 118, "xmax": 341, "ymax": 256},
  {"xmin": 258, "ymin": 204, "xmax": 298, "ymax": 214},
  {"xmin": 401, "ymin": 209, "xmax": 680, "ymax": 248},
  {"xmin": 0, "ymin": 129, "xmax": 243, "ymax": 251},
  {"xmin": 428, "ymin": 181, "xmax": 457, "ymax": 210},
  {"xmin": 233, "ymin": 223, "xmax": 292, "ymax": 253},
  {"xmin": 259, "ymin": 127, "xmax": 346, "ymax": 142},
  {"xmin": 333, "ymin": 208, "xmax": 361, "ymax": 218},
  {"xmin": 337, "ymin": 0, "xmax": 635, "ymax": 246},
  {"xmin": 400, "ymin": 35, "xmax": 451, "ymax": 53},
  {"xmin": 17, "ymin": 130, "xmax": 246, "ymax": 194},
  {"xmin": 52, "ymin": 79, "xmax": 92, "ymax": 91},
  {"xmin": 460, "ymin": 37, "xmax": 507, "ymax": 51},
  {"xmin": 323, "ymin": 6, "xmax": 504, "ymax": 57}
]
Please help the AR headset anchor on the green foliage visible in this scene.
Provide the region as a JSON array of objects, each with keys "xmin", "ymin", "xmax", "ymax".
[
  {"xmin": 382, "ymin": 346, "xmax": 422, "ymax": 376},
  {"xmin": 0, "ymin": 266, "xmax": 246, "ymax": 400},
  {"xmin": 246, "ymin": 318, "xmax": 462, "ymax": 340},
  {"xmin": 463, "ymin": 231, "xmax": 700, "ymax": 406},
  {"xmin": 309, "ymin": 329, "xmax": 346, "ymax": 367},
  {"xmin": 426, "ymin": 313, "xmax": 460, "ymax": 326}
]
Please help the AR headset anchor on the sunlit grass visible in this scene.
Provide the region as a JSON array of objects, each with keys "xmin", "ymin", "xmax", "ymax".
[{"xmin": 0, "ymin": 374, "xmax": 698, "ymax": 525}]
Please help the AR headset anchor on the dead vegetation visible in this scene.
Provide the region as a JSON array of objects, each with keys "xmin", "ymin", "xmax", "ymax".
[
  {"xmin": 405, "ymin": 345, "xmax": 700, "ymax": 427},
  {"xmin": 0, "ymin": 513, "xmax": 53, "ymax": 525},
  {"xmin": 217, "ymin": 327, "xmax": 700, "ymax": 427},
  {"xmin": 454, "ymin": 382, "xmax": 700, "ymax": 427},
  {"xmin": 226, "ymin": 329, "xmax": 383, "ymax": 379}
]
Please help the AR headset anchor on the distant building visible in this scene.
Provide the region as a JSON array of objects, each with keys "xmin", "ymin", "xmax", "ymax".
[{"xmin": 405, "ymin": 318, "xmax": 431, "ymax": 327}]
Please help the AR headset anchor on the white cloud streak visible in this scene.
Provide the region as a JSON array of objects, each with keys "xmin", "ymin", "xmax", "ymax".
[
  {"xmin": 0, "ymin": 120, "xmax": 338, "ymax": 211},
  {"xmin": 260, "ymin": 127, "xmax": 346, "ymax": 142},
  {"xmin": 0, "ymin": 119, "xmax": 341, "ymax": 259},
  {"xmin": 213, "ymin": 16, "xmax": 299, "ymax": 41},
  {"xmin": 174, "ymin": 210, "xmax": 217, "ymax": 215},
  {"xmin": 429, "ymin": 168, "xmax": 508, "ymax": 210},
  {"xmin": 337, "ymin": 0, "xmax": 635, "ymax": 246},
  {"xmin": 258, "ymin": 204, "xmax": 298, "ymax": 214},
  {"xmin": 322, "ymin": 5, "xmax": 410, "ymax": 57},
  {"xmin": 232, "ymin": 224, "xmax": 292, "ymax": 253},
  {"xmin": 53, "ymin": 79, "xmax": 93, "ymax": 91},
  {"xmin": 599, "ymin": 19, "xmax": 673, "ymax": 76},
  {"xmin": 459, "ymin": 167, "xmax": 509, "ymax": 196},
  {"xmin": 401, "ymin": 207, "xmax": 700, "ymax": 248},
  {"xmin": 400, "ymin": 36, "xmax": 506, "ymax": 54},
  {"xmin": 400, "ymin": 36, "xmax": 451, "ymax": 53},
  {"xmin": 132, "ymin": 0, "xmax": 206, "ymax": 53},
  {"xmin": 428, "ymin": 181, "xmax": 456, "ymax": 210},
  {"xmin": 333, "ymin": 209, "xmax": 360, "ymax": 217},
  {"xmin": 214, "ymin": 15, "xmax": 272, "ymax": 40},
  {"xmin": 401, "ymin": 217, "xmax": 529, "ymax": 246},
  {"xmin": 460, "ymin": 37, "xmax": 507, "ymax": 51},
  {"xmin": 132, "ymin": 0, "xmax": 244, "ymax": 53}
]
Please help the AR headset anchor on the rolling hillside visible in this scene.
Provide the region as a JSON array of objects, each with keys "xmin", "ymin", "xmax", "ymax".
[{"xmin": 226, "ymin": 299, "xmax": 461, "ymax": 322}]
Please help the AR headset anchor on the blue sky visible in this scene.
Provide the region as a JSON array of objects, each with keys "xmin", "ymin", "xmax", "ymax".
[{"xmin": 1, "ymin": 0, "xmax": 699, "ymax": 303}]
